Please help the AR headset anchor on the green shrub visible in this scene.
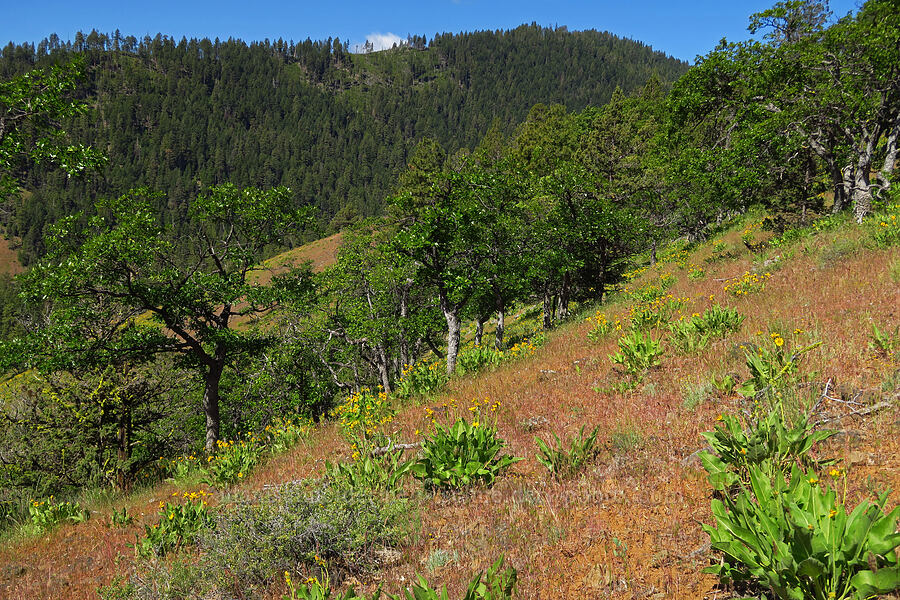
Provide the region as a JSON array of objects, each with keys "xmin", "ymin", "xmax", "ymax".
[
  {"xmin": 869, "ymin": 200, "xmax": 899, "ymax": 247},
  {"xmin": 425, "ymin": 548, "xmax": 459, "ymax": 572},
  {"xmin": 697, "ymin": 305, "xmax": 745, "ymax": 337},
  {"xmin": 135, "ymin": 493, "xmax": 211, "ymax": 558},
  {"xmin": 283, "ymin": 573, "xmax": 367, "ymax": 600},
  {"xmin": 626, "ymin": 278, "xmax": 672, "ymax": 303},
  {"xmin": 724, "ymin": 271, "xmax": 771, "ymax": 296},
  {"xmin": 668, "ymin": 318, "xmax": 712, "ymax": 353},
  {"xmin": 97, "ymin": 575, "xmax": 136, "ymax": 600},
  {"xmin": 535, "ymin": 425, "xmax": 600, "ymax": 479},
  {"xmin": 125, "ymin": 559, "xmax": 205, "ymax": 600},
  {"xmin": 868, "ymin": 323, "xmax": 897, "ymax": 358},
  {"xmin": 162, "ymin": 454, "xmax": 204, "ymax": 484},
  {"xmin": 456, "ymin": 345, "xmax": 504, "ymax": 375},
  {"xmin": 109, "ymin": 506, "xmax": 133, "ymax": 528},
  {"xmin": 27, "ymin": 497, "xmax": 89, "ymax": 533},
  {"xmin": 396, "ymin": 358, "xmax": 448, "ymax": 399},
  {"xmin": 393, "ymin": 557, "xmax": 517, "ymax": 600},
  {"xmin": 331, "ymin": 388, "xmax": 395, "ymax": 446},
  {"xmin": 411, "ymin": 418, "xmax": 521, "ymax": 490},
  {"xmin": 769, "ymin": 226, "xmax": 807, "ymax": 248},
  {"xmin": 264, "ymin": 417, "xmax": 311, "ymax": 454},
  {"xmin": 200, "ymin": 481, "xmax": 410, "ymax": 591},
  {"xmin": 627, "ymin": 294, "xmax": 688, "ymax": 331},
  {"xmin": 282, "ymin": 557, "xmax": 517, "ymax": 600},
  {"xmin": 682, "ymin": 380, "xmax": 715, "ymax": 411},
  {"xmin": 668, "ymin": 306, "xmax": 744, "ymax": 354},
  {"xmin": 700, "ymin": 396, "xmax": 900, "ymax": 600},
  {"xmin": 710, "ymin": 373, "xmax": 739, "ymax": 397},
  {"xmin": 203, "ymin": 437, "xmax": 263, "ymax": 487},
  {"xmin": 704, "ymin": 463, "xmax": 900, "ymax": 600},
  {"xmin": 609, "ymin": 330, "xmax": 663, "ymax": 378},
  {"xmin": 325, "ymin": 449, "xmax": 413, "ymax": 495}
]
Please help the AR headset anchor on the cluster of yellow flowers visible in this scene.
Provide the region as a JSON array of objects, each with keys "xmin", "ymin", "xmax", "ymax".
[
  {"xmin": 741, "ymin": 218, "xmax": 766, "ymax": 239},
  {"xmin": 420, "ymin": 396, "xmax": 502, "ymax": 432},
  {"xmin": 622, "ymin": 265, "xmax": 650, "ymax": 281},
  {"xmin": 507, "ymin": 340, "xmax": 537, "ymax": 358},
  {"xmin": 467, "ymin": 396, "xmax": 501, "ymax": 414},
  {"xmin": 687, "ymin": 264, "xmax": 705, "ymax": 280},
  {"xmin": 332, "ymin": 387, "xmax": 393, "ymax": 440},
  {"xmin": 585, "ymin": 310, "xmax": 608, "ymax": 327},
  {"xmin": 158, "ymin": 489, "xmax": 211, "ymax": 509},
  {"xmin": 627, "ymin": 293, "xmax": 693, "ymax": 327},
  {"xmin": 401, "ymin": 356, "xmax": 445, "ymax": 378},
  {"xmin": 659, "ymin": 248, "xmax": 690, "ymax": 267},
  {"xmin": 723, "ymin": 271, "xmax": 772, "ymax": 296}
]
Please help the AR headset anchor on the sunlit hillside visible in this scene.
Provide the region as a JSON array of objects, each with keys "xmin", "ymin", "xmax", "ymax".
[{"xmin": 2, "ymin": 212, "xmax": 897, "ymax": 600}]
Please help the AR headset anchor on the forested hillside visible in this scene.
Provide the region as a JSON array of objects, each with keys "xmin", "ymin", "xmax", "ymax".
[{"xmin": 0, "ymin": 26, "xmax": 687, "ymax": 264}]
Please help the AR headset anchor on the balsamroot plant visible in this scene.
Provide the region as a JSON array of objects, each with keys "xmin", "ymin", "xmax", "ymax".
[
  {"xmin": 699, "ymin": 408, "xmax": 836, "ymax": 492},
  {"xmin": 203, "ymin": 437, "xmax": 263, "ymax": 487},
  {"xmin": 135, "ymin": 491, "xmax": 211, "ymax": 558},
  {"xmin": 535, "ymin": 425, "xmax": 601, "ymax": 479},
  {"xmin": 27, "ymin": 497, "xmax": 89, "ymax": 533},
  {"xmin": 704, "ymin": 464, "xmax": 900, "ymax": 600},
  {"xmin": 701, "ymin": 402, "xmax": 900, "ymax": 600},
  {"xmin": 609, "ymin": 330, "xmax": 663, "ymax": 379},
  {"xmin": 739, "ymin": 334, "xmax": 821, "ymax": 401},
  {"xmin": 325, "ymin": 450, "xmax": 413, "ymax": 495},
  {"xmin": 411, "ymin": 418, "xmax": 521, "ymax": 489}
]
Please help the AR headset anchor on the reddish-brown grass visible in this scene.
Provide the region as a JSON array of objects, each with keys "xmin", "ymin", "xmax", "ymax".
[{"xmin": 1, "ymin": 225, "xmax": 898, "ymax": 600}]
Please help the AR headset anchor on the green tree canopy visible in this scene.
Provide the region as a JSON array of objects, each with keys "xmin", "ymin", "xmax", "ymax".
[{"xmin": 13, "ymin": 184, "xmax": 312, "ymax": 451}]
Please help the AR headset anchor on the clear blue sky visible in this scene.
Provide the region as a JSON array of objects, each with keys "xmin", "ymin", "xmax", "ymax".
[{"xmin": 3, "ymin": 0, "xmax": 862, "ymax": 63}]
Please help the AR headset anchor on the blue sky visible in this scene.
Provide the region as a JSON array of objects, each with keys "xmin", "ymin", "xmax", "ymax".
[{"xmin": 3, "ymin": 0, "xmax": 862, "ymax": 63}]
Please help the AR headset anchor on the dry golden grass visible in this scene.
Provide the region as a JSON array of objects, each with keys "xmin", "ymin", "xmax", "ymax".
[
  {"xmin": 1, "ymin": 224, "xmax": 898, "ymax": 600},
  {"xmin": 254, "ymin": 232, "xmax": 343, "ymax": 284},
  {"xmin": 0, "ymin": 237, "xmax": 23, "ymax": 276}
]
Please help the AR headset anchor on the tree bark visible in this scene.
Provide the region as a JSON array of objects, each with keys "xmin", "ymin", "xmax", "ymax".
[
  {"xmin": 474, "ymin": 315, "xmax": 485, "ymax": 347},
  {"xmin": 542, "ymin": 284, "xmax": 553, "ymax": 330},
  {"xmin": 879, "ymin": 122, "xmax": 899, "ymax": 192},
  {"xmin": 495, "ymin": 308, "xmax": 505, "ymax": 351},
  {"xmin": 444, "ymin": 310, "xmax": 461, "ymax": 375},
  {"xmin": 438, "ymin": 287, "xmax": 462, "ymax": 375},
  {"xmin": 376, "ymin": 344, "xmax": 392, "ymax": 395},
  {"xmin": 202, "ymin": 355, "xmax": 224, "ymax": 453},
  {"xmin": 851, "ymin": 151, "xmax": 874, "ymax": 224},
  {"xmin": 852, "ymin": 170, "xmax": 872, "ymax": 223},
  {"xmin": 833, "ymin": 164, "xmax": 852, "ymax": 214},
  {"xmin": 557, "ymin": 271, "xmax": 571, "ymax": 321}
]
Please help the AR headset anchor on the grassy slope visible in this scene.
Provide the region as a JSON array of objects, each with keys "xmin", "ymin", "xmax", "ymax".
[
  {"xmin": 0, "ymin": 238, "xmax": 23, "ymax": 276},
  {"xmin": 1, "ymin": 218, "xmax": 898, "ymax": 600}
]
